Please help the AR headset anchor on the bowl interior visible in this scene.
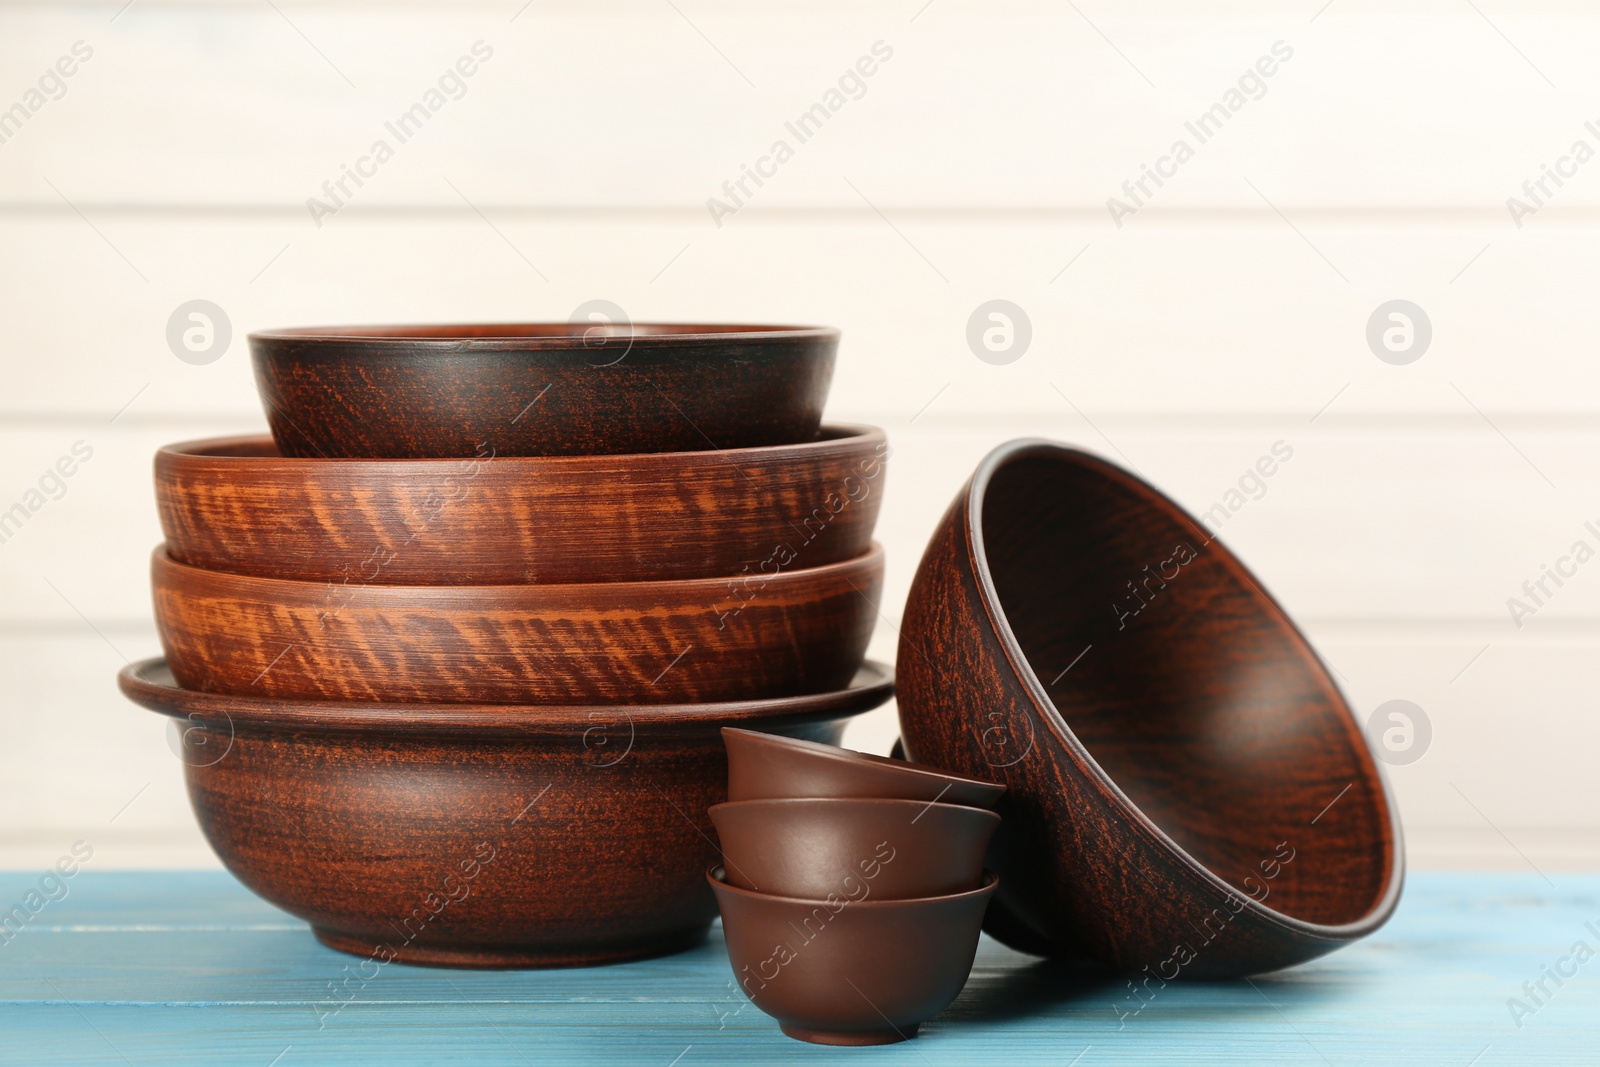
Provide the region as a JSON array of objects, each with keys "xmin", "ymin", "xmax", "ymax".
[{"xmin": 977, "ymin": 447, "xmax": 1395, "ymax": 928}]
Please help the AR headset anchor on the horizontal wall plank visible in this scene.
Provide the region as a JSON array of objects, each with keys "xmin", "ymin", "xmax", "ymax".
[
  {"xmin": 2, "ymin": 0, "xmax": 1594, "ymax": 873},
  {"xmin": 1, "ymin": 4, "xmax": 1598, "ymax": 209},
  {"xmin": 3, "ymin": 415, "xmax": 1599, "ymax": 626},
  {"xmin": 0, "ymin": 215, "xmax": 1597, "ymax": 419},
  {"xmin": 4, "ymin": 627, "xmax": 1594, "ymax": 869}
]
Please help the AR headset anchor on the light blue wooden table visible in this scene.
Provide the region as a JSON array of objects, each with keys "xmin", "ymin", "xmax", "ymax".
[{"xmin": 1, "ymin": 871, "xmax": 1594, "ymax": 1064}]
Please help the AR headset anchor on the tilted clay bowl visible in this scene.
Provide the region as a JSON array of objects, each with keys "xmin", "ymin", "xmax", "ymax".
[
  {"xmin": 709, "ymin": 866, "xmax": 997, "ymax": 1045},
  {"xmin": 897, "ymin": 440, "xmax": 1403, "ymax": 977},
  {"xmin": 249, "ymin": 323, "xmax": 838, "ymax": 458},
  {"xmin": 151, "ymin": 543, "xmax": 882, "ymax": 705},
  {"xmin": 155, "ymin": 426, "xmax": 886, "ymax": 584},
  {"xmin": 721, "ymin": 727, "xmax": 1004, "ymax": 808},
  {"xmin": 709, "ymin": 798, "xmax": 997, "ymax": 900},
  {"xmin": 119, "ymin": 657, "xmax": 893, "ymax": 968}
]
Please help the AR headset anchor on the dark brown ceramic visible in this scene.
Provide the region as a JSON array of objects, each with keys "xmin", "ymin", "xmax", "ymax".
[
  {"xmin": 155, "ymin": 427, "xmax": 886, "ymax": 584},
  {"xmin": 118, "ymin": 657, "xmax": 893, "ymax": 968},
  {"xmin": 249, "ymin": 323, "xmax": 838, "ymax": 459},
  {"xmin": 151, "ymin": 543, "xmax": 882, "ymax": 705},
  {"xmin": 721, "ymin": 728, "xmax": 1004, "ymax": 808},
  {"xmin": 897, "ymin": 439, "xmax": 1403, "ymax": 977},
  {"xmin": 709, "ymin": 798, "xmax": 997, "ymax": 899},
  {"xmin": 709, "ymin": 866, "xmax": 997, "ymax": 1045}
]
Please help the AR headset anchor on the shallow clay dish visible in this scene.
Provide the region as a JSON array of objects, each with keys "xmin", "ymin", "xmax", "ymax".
[
  {"xmin": 721, "ymin": 728, "xmax": 1004, "ymax": 808},
  {"xmin": 155, "ymin": 426, "xmax": 886, "ymax": 584},
  {"xmin": 151, "ymin": 544, "xmax": 882, "ymax": 705},
  {"xmin": 118, "ymin": 657, "xmax": 893, "ymax": 968},
  {"xmin": 709, "ymin": 798, "xmax": 996, "ymax": 900},
  {"xmin": 710, "ymin": 866, "xmax": 997, "ymax": 1045},
  {"xmin": 897, "ymin": 439, "xmax": 1403, "ymax": 977},
  {"xmin": 250, "ymin": 323, "xmax": 838, "ymax": 458}
]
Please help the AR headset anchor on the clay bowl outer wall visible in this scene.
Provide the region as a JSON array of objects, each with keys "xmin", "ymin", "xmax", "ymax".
[
  {"xmin": 896, "ymin": 440, "xmax": 1403, "ymax": 978},
  {"xmin": 154, "ymin": 426, "xmax": 886, "ymax": 585}
]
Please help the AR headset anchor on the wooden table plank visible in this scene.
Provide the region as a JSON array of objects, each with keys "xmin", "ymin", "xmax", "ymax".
[{"xmin": 1, "ymin": 872, "xmax": 1596, "ymax": 1065}]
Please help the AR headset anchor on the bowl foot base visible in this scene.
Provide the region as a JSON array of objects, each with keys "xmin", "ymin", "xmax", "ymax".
[
  {"xmin": 311, "ymin": 923, "xmax": 711, "ymax": 969},
  {"xmin": 779, "ymin": 1024, "xmax": 918, "ymax": 1046}
]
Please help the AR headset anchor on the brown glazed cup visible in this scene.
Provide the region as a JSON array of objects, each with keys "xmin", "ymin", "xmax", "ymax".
[
  {"xmin": 708, "ymin": 798, "xmax": 998, "ymax": 900},
  {"xmin": 709, "ymin": 866, "xmax": 997, "ymax": 1045},
  {"xmin": 721, "ymin": 728, "xmax": 1004, "ymax": 809},
  {"xmin": 249, "ymin": 323, "xmax": 838, "ymax": 459}
]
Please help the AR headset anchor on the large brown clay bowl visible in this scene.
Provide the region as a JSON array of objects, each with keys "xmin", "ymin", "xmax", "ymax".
[
  {"xmin": 155, "ymin": 426, "xmax": 886, "ymax": 584},
  {"xmin": 249, "ymin": 323, "xmax": 838, "ymax": 459},
  {"xmin": 118, "ymin": 657, "xmax": 893, "ymax": 968},
  {"xmin": 710, "ymin": 866, "xmax": 997, "ymax": 1045},
  {"xmin": 721, "ymin": 728, "xmax": 1004, "ymax": 808},
  {"xmin": 709, "ymin": 798, "xmax": 997, "ymax": 900},
  {"xmin": 151, "ymin": 543, "xmax": 882, "ymax": 705},
  {"xmin": 897, "ymin": 439, "xmax": 1403, "ymax": 978}
]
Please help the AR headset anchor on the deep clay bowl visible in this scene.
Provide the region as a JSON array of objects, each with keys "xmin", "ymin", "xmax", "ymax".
[
  {"xmin": 897, "ymin": 440, "xmax": 1403, "ymax": 978},
  {"xmin": 708, "ymin": 798, "xmax": 998, "ymax": 900},
  {"xmin": 151, "ymin": 543, "xmax": 882, "ymax": 705},
  {"xmin": 249, "ymin": 323, "xmax": 838, "ymax": 459},
  {"xmin": 721, "ymin": 728, "xmax": 1004, "ymax": 808},
  {"xmin": 155, "ymin": 426, "xmax": 886, "ymax": 584},
  {"xmin": 709, "ymin": 866, "xmax": 997, "ymax": 1045},
  {"xmin": 118, "ymin": 657, "xmax": 893, "ymax": 968}
]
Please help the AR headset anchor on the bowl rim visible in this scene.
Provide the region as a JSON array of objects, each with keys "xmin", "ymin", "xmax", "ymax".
[
  {"xmin": 963, "ymin": 438, "xmax": 1405, "ymax": 942},
  {"xmin": 119, "ymin": 657, "xmax": 894, "ymax": 737},
  {"xmin": 248, "ymin": 323, "xmax": 839, "ymax": 349},
  {"xmin": 707, "ymin": 864, "xmax": 998, "ymax": 908},
  {"xmin": 157, "ymin": 423, "xmax": 884, "ymax": 467},
  {"xmin": 720, "ymin": 727, "xmax": 1006, "ymax": 800},
  {"xmin": 152, "ymin": 540, "xmax": 883, "ymax": 599},
  {"xmin": 707, "ymin": 796, "xmax": 1001, "ymax": 826}
]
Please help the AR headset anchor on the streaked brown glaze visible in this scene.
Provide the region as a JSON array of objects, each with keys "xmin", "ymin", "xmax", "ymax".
[
  {"xmin": 152, "ymin": 544, "xmax": 883, "ymax": 705},
  {"xmin": 897, "ymin": 440, "xmax": 1402, "ymax": 977},
  {"xmin": 710, "ymin": 867, "xmax": 997, "ymax": 1045},
  {"xmin": 119, "ymin": 658, "xmax": 894, "ymax": 968},
  {"xmin": 249, "ymin": 323, "xmax": 838, "ymax": 459},
  {"xmin": 154, "ymin": 427, "xmax": 887, "ymax": 585}
]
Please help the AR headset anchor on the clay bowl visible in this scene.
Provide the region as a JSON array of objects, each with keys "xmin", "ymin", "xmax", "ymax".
[
  {"xmin": 709, "ymin": 798, "xmax": 997, "ymax": 900},
  {"xmin": 118, "ymin": 657, "xmax": 893, "ymax": 968},
  {"xmin": 709, "ymin": 866, "xmax": 997, "ymax": 1045},
  {"xmin": 249, "ymin": 323, "xmax": 838, "ymax": 459},
  {"xmin": 721, "ymin": 728, "xmax": 1004, "ymax": 808},
  {"xmin": 155, "ymin": 426, "xmax": 886, "ymax": 584},
  {"xmin": 151, "ymin": 543, "xmax": 882, "ymax": 705},
  {"xmin": 897, "ymin": 439, "xmax": 1403, "ymax": 977}
]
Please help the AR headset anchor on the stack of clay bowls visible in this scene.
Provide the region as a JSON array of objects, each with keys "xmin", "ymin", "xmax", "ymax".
[
  {"xmin": 119, "ymin": 323, "xmax": 895, "ymax": 967},
  {"xmin": 707, "ymin": 728, "xmax": 1004, "ymax": 1045}
]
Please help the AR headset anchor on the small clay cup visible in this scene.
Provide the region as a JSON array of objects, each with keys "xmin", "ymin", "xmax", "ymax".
[
  {"xmin": 709, "ymin": 798, "xmax": 998, "ymax": 900},
  {"xmin": 709, "ymin": 866, "xmax": 997, "ymax": 1045},
  {"xmin": 721, "ymin": 728, "xmax": 1004, "ymax": 808}
]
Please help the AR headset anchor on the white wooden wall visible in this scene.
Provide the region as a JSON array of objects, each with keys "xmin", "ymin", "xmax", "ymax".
[{"xmin": 2, "ymin": 0, "xmax": 1597, "ymax": 871}]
